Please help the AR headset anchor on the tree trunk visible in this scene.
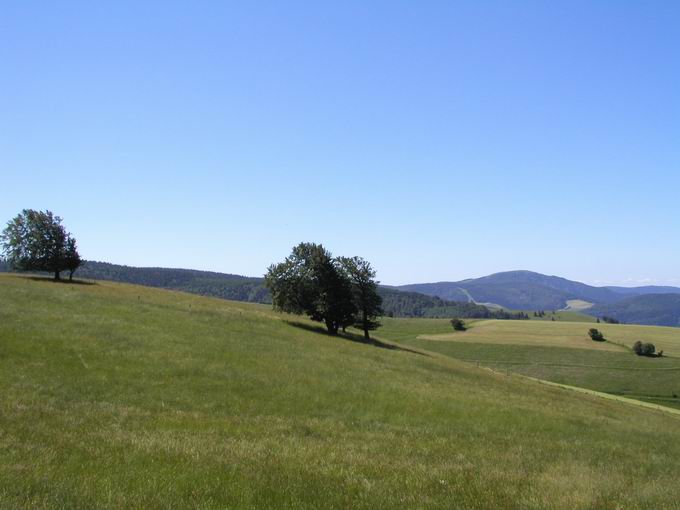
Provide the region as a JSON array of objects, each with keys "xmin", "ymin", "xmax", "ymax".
[
  {"xmin": 325, "ymin": 319, "xmax": 338, "ymax": 335},
  {"xmin": 69, "ymin": 270, "xmax": 74, "ymax": 281},
  {"xmin": 363, "ymin": 310, "xmax": 370, "ymax": 340},
  {"xmin": 54, "ymin": 271, "xmax": 61, "ymax": 281}
]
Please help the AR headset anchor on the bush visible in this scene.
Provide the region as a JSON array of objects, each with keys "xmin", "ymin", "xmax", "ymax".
[
  {"xmin": 588, "ymin": 328, "xmax": 605, "ymax": 341},
  {"xmin": 450, "ymin": 318, "xmax": 466, "ymax": 331},
  {"xmin": 633, "ymin": 341, "xmax": 656, "ymax": 356}
]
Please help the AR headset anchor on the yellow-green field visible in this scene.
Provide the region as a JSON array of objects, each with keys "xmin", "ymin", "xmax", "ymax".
[
  {"xmin": 419, "ymin": 320, "xmax": 626, "ymax": 351},
  {"xmin": 379, "ymin": 316, "xmax": 680, "ymax": 411},
  {"xmin": 2, "ymin": 274, "xmax": 680, "ymax": 508},
  {"xmin": 416, "ymin": 319, "xmax": 680, "ymax": 355}
]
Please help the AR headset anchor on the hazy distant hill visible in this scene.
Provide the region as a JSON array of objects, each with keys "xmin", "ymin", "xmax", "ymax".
[
  {"xmin": 589, "ymin": 294, "xmax": 680, "ymax": 327},
  {"xmin": 398, "ymin": 270, "xmax": 622, "ymax": 310},
  {"xmin": 606, "ymin": 285, "xmax": 680, "ymax": 296}
]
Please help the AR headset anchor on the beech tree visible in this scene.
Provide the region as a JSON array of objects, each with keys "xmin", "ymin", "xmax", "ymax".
[
  {"xmin": 265, "ymin": 243, "xmax": 355, "ymax": 334},
  {"xmin": 338, "ymin": 256, "xmax": 383, "ymax": 340},
  {"xmin": 1, "ymin": 209, "xmax": 82, "ymax": 281}
]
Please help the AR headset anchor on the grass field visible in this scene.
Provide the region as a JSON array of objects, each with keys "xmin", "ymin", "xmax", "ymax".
[
  {"xmin": 383, "ymin": 318, "xmax": 680, "ymax": 412},
  {"xmin": 418, "ymin": 320, "xmax": 625, "ymax": 351},
  {"xmin": 2, "ymin": 274, "xmax": 680, "ymax": 508}
]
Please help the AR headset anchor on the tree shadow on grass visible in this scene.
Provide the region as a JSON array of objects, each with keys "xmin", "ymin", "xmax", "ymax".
[
  {"xmin": 22, "ymin": 275, "xmax": 97, "ymax": 286},
  {"xmin": 283, "ymin": 320, "xmax": 428, "ymax": 356}
]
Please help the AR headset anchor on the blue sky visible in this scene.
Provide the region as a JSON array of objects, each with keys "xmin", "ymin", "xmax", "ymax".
[{"xmin": 1, "ymin": 1, "xmax": 679, "ymax": 286}]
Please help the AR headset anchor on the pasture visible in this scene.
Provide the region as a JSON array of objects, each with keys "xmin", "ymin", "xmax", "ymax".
[
  {"xmin": 382, "ymin": 318, "xmax": 680, "ymax": 411},
  {"xmin": 2, "ymin": 274, "xmax": 680, "ymax": 508}
]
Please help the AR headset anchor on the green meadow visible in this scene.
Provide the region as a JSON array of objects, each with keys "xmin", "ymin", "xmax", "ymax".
[
  {"xmin": 2, "ymin": 274, "xmax": 680, "ymax": 508},
  {"xmin": 385, "ymin": 318, "xmax": 680, "ymax": 411}
]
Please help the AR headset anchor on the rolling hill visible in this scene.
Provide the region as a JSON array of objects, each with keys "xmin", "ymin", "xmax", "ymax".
[
  {"xmin": 2, "ymin": 273, "xmax": 680, "ymax": 508},
  {"xmin": 606, "ymin": 285, "xmax": 680, "ymax": 296},
  {"xmin": 0, "ymin": 260, "xmax": 509, "ymax": 319},
  {"xmin": 4, "ymin": 262, "xmax": 680, "ymax": 326},
  {"xmin": 397, "ymin": 270, "xmax": 623, "ymax": 310},
  {"xmin": 589, "ymin": 293, "xmax": 680, "ymax": 327}
]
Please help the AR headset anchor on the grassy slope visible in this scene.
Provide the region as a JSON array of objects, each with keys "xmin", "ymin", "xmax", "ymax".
[
  {"xmin": 2, "ymin": 275, "xmax": 680, "ymax": 509},
  {"xmin": 387, "ymin": 319, "xmax": 680, "ymax": 411}
]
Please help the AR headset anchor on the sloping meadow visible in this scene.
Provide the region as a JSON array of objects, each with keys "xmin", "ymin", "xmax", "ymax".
[{"xmin": 1, "ymin": 274, "xmax": 680, "ymax": 509}]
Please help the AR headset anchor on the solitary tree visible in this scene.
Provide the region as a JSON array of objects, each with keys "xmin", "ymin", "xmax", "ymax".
[
  {"xmin": 265, "ymin": 243, "xmax": 356, "ymax": 334},
  {"xmin": 1, "ymin": 209, "xmax": 82, "ymax": 281},
  {"xmin": 338, "ymin": 256, "xmax": 383, "ymax": 340}
]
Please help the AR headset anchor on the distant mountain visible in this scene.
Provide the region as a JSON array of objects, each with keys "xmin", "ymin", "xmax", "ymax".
[
  {"xmin": 589, "ymin": 294, "xmax": 680, "ymax": 327},
  {"xmin": 398, "ymin": 270, "xmax": 621, "ymax": 310},
  {"xmin": 605, "ymin": 285, "xmax": 680, "ymax": 296}
]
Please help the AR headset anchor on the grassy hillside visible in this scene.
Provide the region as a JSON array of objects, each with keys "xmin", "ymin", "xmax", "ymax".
[
  {"xmin": 385, "ymin": 319, "xmax": 680, "ymax": 411},
  {"xmin": 2, "ymin": 275, "xmax": 680, "ymax": 508},
  {"xmin": 37, "ymin": 261, "xmax": 493, "ymax": 319}
]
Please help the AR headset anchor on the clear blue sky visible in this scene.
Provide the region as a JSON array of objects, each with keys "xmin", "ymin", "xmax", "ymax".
[{"xmin": 2, "ymin": 1, "xmax": 679, "ymax": 286}]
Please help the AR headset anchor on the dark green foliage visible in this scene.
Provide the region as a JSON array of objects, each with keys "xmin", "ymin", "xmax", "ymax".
[
  {"xmin": 450, "ymin": 318, "xmax": 466, "ymax": 331},
  {"xmin": 642, "ymin": 343, "xmax": 656, "ymax": 356},
  {"xmin": 1, "ymin": 209, "xmax": 81, "ymax": 280},
  {"xmin": 76, "ymin": 261, "xmax": 270, "ymax": 302},
  {"xmin": 588, "ymin": 328, "xmax": 605, "ymax": 341},
  {"xmin": 377, "ymin": 288, "xmax": 452, "ymax": 317},
  {"xmin": 338, "ymin": 256, "xmax": 383, "ymax": 339},
  {"xmin": 601, "ymin": 316, "xmax": 620, "ymax": 324},
  {"xmin": 64, "ymin": 238, "xmax": 82, "ymax": 281},
  {"xmin": 633, "ymin": 341, "xmax": 657, "ymax": 356},
  {"xmin": 265, "ymin": 243, "xmax": 356, "ymax": 335}
]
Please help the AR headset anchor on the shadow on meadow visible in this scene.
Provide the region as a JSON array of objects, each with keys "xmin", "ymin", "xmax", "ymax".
[
  {"xmin": 23, "ymin": 275, "xmax": 97, "ymax": 286},
  {"xmin": 284, "ymin": 319, "xmax": 428, "ymax": 356}
]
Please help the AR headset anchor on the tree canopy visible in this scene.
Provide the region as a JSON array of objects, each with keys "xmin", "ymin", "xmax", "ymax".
[
  {"xmin": 338, "ymin": 256, "xmax": 383, "ymax": 339},
  {"xmin": 265, "ymin": 243, "xmax": 382, "ymax": 337},
  {"xmin": 1, "ymin": 209, "xmax": 82, "ymax": 281}
]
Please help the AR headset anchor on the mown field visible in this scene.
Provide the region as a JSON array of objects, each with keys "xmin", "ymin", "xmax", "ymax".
[
  {"xmin": 382, "ymin": 318, "xmax": 680, "ymax": 411},
  {"xmin": 2, "ymin": 274, "xmax": 680, "ymax": 508}
]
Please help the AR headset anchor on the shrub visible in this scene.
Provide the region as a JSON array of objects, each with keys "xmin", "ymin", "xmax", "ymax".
[
  {"xmin": 633, "ymin": 341, "xmax": 656, "ymax": 356},
  {"xmin": 588, "ymin": 328, "xmax": 605, "ymax": 341},
  {"xmin": 641, "ymin": 343, "xmax": 656, "ymax": 356},
  {"xmin": 450, "ymin": 318, "xmax": 466, "ymax": 331}
]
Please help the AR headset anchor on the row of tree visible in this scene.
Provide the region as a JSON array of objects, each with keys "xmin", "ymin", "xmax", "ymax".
[
  {"xmin": 1, "ymin": 209, "xmax": 82, "ymax": 281},
  {"xmin": 265, "ymin": 243, "xmax": 383, "ymax": 338}
]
